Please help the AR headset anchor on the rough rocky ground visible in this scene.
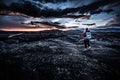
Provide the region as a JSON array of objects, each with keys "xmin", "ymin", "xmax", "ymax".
[{"xmin": 0, "ymin": 30, "xmax": 120, "ymax": 80}]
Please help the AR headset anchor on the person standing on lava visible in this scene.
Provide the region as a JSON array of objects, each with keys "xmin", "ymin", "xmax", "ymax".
[{"xmin": 82, "ymin": 28, "xmax": 91, "ymax": 49}]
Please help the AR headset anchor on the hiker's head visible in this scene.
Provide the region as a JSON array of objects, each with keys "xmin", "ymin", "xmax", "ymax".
[{"xmin": 85, "ymin": 28, "xmax": 89, "ymax": 31}]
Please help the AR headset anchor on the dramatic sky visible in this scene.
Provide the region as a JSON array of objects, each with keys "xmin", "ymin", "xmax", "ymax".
[
  {"xmin": 0, "ymin": 0, "xmax": 120, "ymax": 31},
  {"xmin": 0, "ymin": 0, "xmax": 120, "ymax": 16}
]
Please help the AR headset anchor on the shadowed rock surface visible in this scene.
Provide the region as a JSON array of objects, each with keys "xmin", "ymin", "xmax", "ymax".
[{"xmin": 0, "ymin": 29, "xmax": 120, "ymax": 80}]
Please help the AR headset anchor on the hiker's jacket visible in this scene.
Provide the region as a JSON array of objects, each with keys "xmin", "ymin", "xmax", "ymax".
[{"xmin": 82, "ymin": 30, "xmax": 90, "ymax": 40}]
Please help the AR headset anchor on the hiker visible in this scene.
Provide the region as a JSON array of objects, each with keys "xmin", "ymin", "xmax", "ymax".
[{"xmin": 82, "ymin": 28, "xmax": 91, "ymax": 49}]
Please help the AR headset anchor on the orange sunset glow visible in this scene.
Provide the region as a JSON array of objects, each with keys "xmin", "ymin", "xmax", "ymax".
[{"xmin": 0, "ymin": 27, "xmax": 71, "ymax": 32}]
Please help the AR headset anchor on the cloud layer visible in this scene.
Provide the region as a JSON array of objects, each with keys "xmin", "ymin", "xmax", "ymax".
[{"xmin": 1, "ymin": 0, "xmax": 119, "ymax": 16}]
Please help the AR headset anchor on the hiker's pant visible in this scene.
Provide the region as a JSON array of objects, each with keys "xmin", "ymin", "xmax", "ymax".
[{"xmin": 84, "ymin": 39, "xmax": 90, "ymax": 48}]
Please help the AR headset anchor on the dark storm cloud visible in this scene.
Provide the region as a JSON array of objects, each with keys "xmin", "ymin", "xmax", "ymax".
[
  {"xmin": 0, "ymin": 0, "xmax": 19, "ymax": 5},
  {"xmin": 106, "ymin": 14, "xmax": 120, "ymax": 26},
  {"xmin": 0, "ymin": 15, "xmax": 26, "ymax": 28},
  {"xmin": 0, "ymin": 0, "xmax": 120, "ymax": 17},
  {"xmin": 61, "ymin": 0, "xmax": 120, "ymax": 16},
  {"xmin": 78, "ymin": 0, "xmax": 119, "ymax": 14},
  {"xmin": 0, "ymin": 0, "xmax": 98, "ymax": 9}
]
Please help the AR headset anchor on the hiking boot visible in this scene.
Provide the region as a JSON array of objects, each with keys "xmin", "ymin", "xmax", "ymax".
[
  {"xmin": 88, "ymin": 46, "xmax": 91, "ymax": 49},
  {"xmin": 83, "ymin": 48, "xmax": 87, "ymax": 51}
]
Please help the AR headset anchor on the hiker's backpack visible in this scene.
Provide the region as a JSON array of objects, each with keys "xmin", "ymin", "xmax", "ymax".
[{"xmin": 86, "ymin": 32, "xmax": 91, "ymax": 39}]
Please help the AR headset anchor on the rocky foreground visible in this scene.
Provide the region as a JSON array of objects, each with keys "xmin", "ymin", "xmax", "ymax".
[{"xmin": 0, "ymin": 29, "xmax": 120, "ymax": 80}]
